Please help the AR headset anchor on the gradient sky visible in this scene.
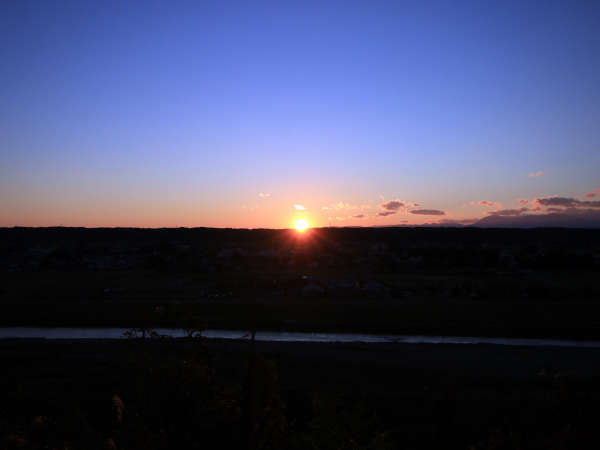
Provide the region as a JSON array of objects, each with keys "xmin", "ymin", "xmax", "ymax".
[{"xmin": 1, "ymin": 0, "xmax": 599, "ymax": 228}]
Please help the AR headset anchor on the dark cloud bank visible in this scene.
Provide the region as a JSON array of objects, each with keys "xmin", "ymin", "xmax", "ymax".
[
  {"xmin": 410, "ymin": 209, "xmax": 445, "ymax": 216},
  {"xmin": 379, "ymin": 200, "xmax": 405, "ymax": 211},
  {"xmin": 470, "ymin": 195, "xmax": 600, "ymax": 228},
  {"xmin": 474, "ymin": 209, "xmax": 600, "ymax": 228}
]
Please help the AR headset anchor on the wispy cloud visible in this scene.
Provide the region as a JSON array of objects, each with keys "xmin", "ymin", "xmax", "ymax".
[
  {"xmin": 352, "ymin": 214, "xmax": 366, "ymax": 219},
  {"xmin": 518, "ymin": 199, "xmax": 529, "ymax": 204},
  {"xmin": 534, "ymin": 197, "xmax": 600, "ymax": 208},
  {"xmin": 585, "ymin": 189, "xmax": 600, "ymax": 199},
  {"xmin": 471, "ymin": 200, "xmax": 501, "ymax": 208},
  {"xmin": 437, "ymin": 218, "xmax": 479, "ymax": 226},
  {"xmin": 322, "ymin": 202, "xmax": 371, "ymax": 211},
  {"xmin": 535, "ymin": 197, "xmax": 579, "ymax": 207},
  {"xmin": 258, "ymin": 192, "xmax": 270, "ymax": 198},
  {"xmin": 293, "ymin": 204, "xmax": 307, "ymax": 210},
  {"xmin": 377, "ymin": 211, "xmax": 396, "ymax": 217},
  {"xmin": 487, "ymin": 207, "xmax": 530, "ymax": 216},
  {"xmin": 528, "ymin": 170, "xmax": 543, "ymax": 178},
  {"xmin": 410, "ymin": 209, "xmax": 445, "ymax": 216}
]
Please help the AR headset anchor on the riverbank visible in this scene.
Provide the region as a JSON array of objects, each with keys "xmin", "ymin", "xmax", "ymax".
[{"xmin": 3, "ymin": 298, "xmax": 600, "ymax": 340}]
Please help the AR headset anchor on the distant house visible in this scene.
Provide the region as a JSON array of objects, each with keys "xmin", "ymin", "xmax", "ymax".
[
  {"xmin": 302, "ymin": 283, "xmax": 325, "ymax": 296},
  {"xmin": 362, "ymin": 281, "xmax": 388, "ymax": 295}
]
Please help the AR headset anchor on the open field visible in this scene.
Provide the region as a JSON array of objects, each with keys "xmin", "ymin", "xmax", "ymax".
[{"xmin": 2, "ymin": 227, "xmax": 600, "ymax": 339}]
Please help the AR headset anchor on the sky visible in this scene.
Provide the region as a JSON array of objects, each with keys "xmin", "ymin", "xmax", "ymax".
[{"xmin": 1, "ymin": 0, "xmax": 599, "ymax": 228}]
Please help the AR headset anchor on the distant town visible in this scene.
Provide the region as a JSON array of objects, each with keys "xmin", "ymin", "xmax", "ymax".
[{"xmin": 2, "ymin": 227, "xmax": 599, "ymax": 338}]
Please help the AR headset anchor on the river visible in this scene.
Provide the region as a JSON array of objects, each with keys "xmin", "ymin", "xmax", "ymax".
[{"xmin": 1, "ymin": 327, "xmax": 599, "ymax": 347}]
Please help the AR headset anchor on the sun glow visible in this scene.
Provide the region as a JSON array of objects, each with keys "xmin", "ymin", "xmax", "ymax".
[{"xmin": 293, "ymin": 218, "xmax": 310, "ymax": 232}]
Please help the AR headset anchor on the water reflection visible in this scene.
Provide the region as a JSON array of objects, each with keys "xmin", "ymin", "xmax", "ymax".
[{"xmin": 1, "ymin": 327, "xmax": 600, "ymax": 348}]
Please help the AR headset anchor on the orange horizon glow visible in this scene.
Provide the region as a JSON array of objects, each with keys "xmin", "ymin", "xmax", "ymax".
[{"xmin": 4, "ymin": 190, "xmax": 599, "ymax": 229}]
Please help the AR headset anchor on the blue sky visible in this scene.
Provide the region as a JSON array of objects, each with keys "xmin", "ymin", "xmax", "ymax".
[{"xmin": 1, "ymin": 0, "xmax": 599, "ymax": 227}]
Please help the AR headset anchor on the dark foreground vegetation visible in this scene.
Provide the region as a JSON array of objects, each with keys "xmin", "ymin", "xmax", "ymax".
[
  {"xmin": 1, "ymin": 226, "xmax": 600, "ymax": 338},
  {"xmin": 2, "ymin": 227, "xmax": 600, "ymax": 448},
  {"xmin": 3, "ymin": 336, "xmax": 600, "ymax": 450}
]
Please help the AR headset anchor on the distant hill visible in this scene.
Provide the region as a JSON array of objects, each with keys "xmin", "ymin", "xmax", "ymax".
[{"xmin": 473, "ymin": 210, "xmax": 600, "ymax": 228}]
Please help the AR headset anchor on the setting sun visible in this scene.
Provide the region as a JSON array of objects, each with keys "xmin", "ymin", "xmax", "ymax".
[{"xmin": 293, "ymin": 218, "xmax": 310, "ymax": 232}]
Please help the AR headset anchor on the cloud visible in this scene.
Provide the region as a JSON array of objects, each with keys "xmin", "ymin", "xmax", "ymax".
[
  {"xmin": 535, "ymin": 197, "xmax": 579, "ymax": 207},
  {"xmin": 322, "ymin": 202, "xmax": 371, "ymax": 211},
  {"xmin": 585, "ymin": 189, "xmax": 600, "ymax": 199},
  {"xmin": 410, "ymin": 209, "xmax": 445, "ymax": 216},
  {"xmin": 487, "ymin": 207, "xmax": 529, "ymax": 216},
  {"xmin": 473, "ymin": 192, "xmax": 600, "ymax": 226},
  {"xmin": 352, "ymin": 214, "xmax": 366, "ymax": 219},
  {"xmin": 410, "ymin": 218, "xmax": 478, "ymax": 227},
  {"xmin": 474, "ymin": 209, "xmax": 600, "ymax": 228},
  {"xmin": 380, "ymin": 200, "xmax": 405, "ymax": 212},
  {"xmin": 258, "ymin": 192, "xmax": 270, "ymax": 198},
  {"xmin": 471, "ymin": 200, "xmax": 501, "ymax": 208},
  {"xmin": 293, "ymin": 204, "xmax": 307, "ymax": 210},
  {"xmin": 377, "ymin": 211, "xmax": 397, "ymax": 217},
  {"xmin": 534, "ymin": 197, "xmax": 600, "ymax": 208},
  {"xmin": 581, "ymin": 200, "xmax": 600, "ymax": 207},
  {"xmin": 334, "ymin": 202, "xmax": 353, "ymax": 211},
  {"xmin": 528, "ymin": 170, "xmax": 543, "ymax": 178},
  {"xmin": 437, "ymin": 218, "xmax": 479, "ymax": 226}
]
